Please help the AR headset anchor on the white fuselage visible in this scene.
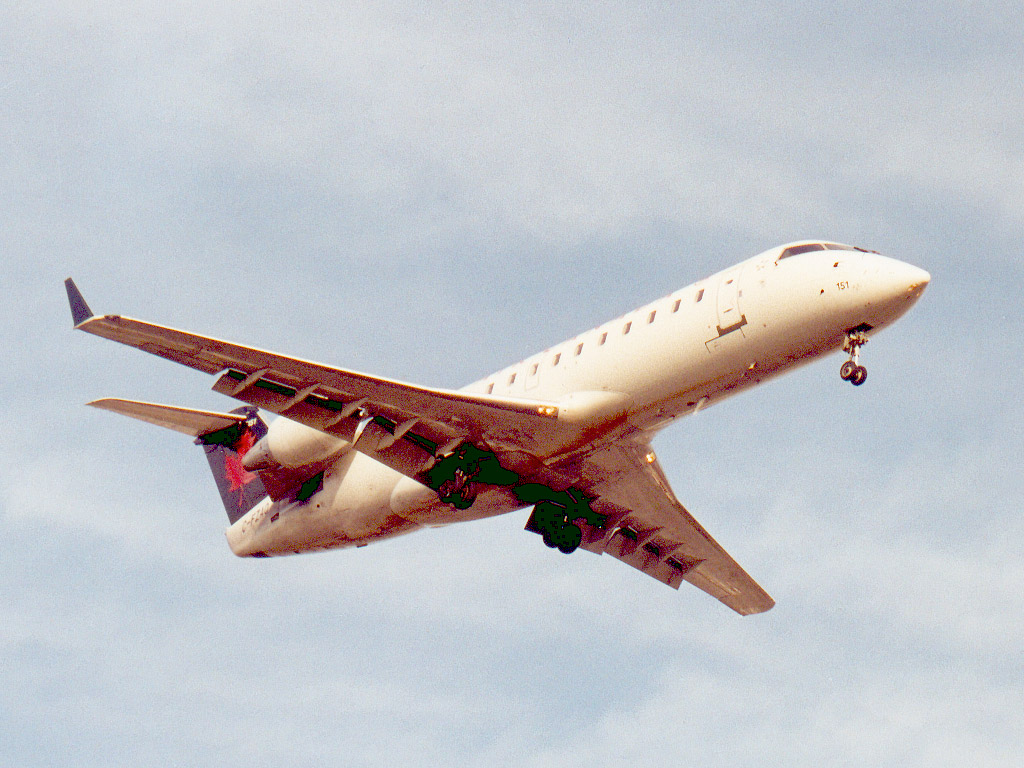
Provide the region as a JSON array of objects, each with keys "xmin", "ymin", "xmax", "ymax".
[{"xmin": 226, "ymin": 242, "xmax": 929, "ymax": 557}]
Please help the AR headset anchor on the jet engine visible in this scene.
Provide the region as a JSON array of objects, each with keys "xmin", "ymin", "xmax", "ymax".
[{"xmin": 241, "ymin": 416, "xmax": 350, "ymax": 472}]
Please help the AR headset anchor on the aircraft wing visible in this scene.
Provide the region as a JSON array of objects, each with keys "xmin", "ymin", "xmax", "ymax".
[
  {"xmin": 65, "ymin": 280, "xmax": 560, "ymax": 480},
  {"xmin": 548, "ymin": 440, "xmax": 775, "ymax": 615}
]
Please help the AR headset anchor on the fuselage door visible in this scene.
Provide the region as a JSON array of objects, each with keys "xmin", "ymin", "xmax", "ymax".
[{"xmin": 715, "ymin": 265, "xmax": 747, "ymax": 337}]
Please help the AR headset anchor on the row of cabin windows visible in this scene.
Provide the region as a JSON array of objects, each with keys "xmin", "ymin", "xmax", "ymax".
[{"xmin": 486, "ymin": 287, "xmax": 706, "ymax": 392}]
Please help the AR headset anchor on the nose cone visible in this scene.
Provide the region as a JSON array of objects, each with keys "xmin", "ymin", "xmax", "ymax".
[
  {"xmin": 890, "ymin": 260, "xmax": 930, "ymax": 301},
  {"xmin": 864, "ymin": 255, "xmax": 930, "ymax": 326},
  {"xmin": 899, "ymin": 262, "xmax": 931, "ymax": 299}
]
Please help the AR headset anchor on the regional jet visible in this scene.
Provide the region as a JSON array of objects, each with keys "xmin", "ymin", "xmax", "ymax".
[{"xmin": 65, "ymin": 241, "xmax": 929, "ymax": 615}]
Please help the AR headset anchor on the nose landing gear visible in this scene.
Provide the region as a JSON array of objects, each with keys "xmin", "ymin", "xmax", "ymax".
[{"xmin": 840, "ymin": 330, "xmax": 869, "ymax": 386}]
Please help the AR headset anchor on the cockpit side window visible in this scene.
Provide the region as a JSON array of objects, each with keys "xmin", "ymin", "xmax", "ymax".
[{"xmin": 779, "ymin": 242, "xmax": 877, "ymax": 261}]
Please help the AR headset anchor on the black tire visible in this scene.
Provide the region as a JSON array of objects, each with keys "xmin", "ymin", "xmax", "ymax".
[
  {"xmin": 555, "ymin": 524, "xmax": 582, "ymax": 554},
  {"xmin": 851, "ymin": 366, "xmax": 867, "ymax": 386},
  {"xmin": 840, "ymin": 360, "xmax": 857, "ymax": 380}
]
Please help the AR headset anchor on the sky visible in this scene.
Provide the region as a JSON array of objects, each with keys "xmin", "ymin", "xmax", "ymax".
[{"xmin": 2, "ymin": 1, "xmax": 1022, "ymax": 765}]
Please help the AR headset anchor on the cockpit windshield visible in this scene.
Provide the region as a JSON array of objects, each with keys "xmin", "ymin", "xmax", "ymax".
[{"xmin": 777, "ymin": 242, "xmax": 871, "ymax": 260}]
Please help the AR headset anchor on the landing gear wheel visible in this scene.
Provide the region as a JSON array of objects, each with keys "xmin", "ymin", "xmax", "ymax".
[
  {"xmin": 438, "ymin": 477, "xmax": 477, "ymax": 509},
  {"xmin": 840, "ymin": 360, "xmax": 857, "ymax": 380},
  {"xmin": 850, "ymin": 366, "xmax": 867, "ymax": 386},
  {"xmin": 554, "ymin": 525, "xmax": 583, "ymax": 554}
]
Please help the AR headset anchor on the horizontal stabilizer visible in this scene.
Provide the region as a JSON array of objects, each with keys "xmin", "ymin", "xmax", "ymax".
[{"xmin": 88, "ymin": 398, "xmax": 247, "ymax": 437}]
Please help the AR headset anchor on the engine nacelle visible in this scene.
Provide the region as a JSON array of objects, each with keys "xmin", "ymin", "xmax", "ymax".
[{"xmin": 241, "ymin": 416, "xmax": 350, "ymax": 471}]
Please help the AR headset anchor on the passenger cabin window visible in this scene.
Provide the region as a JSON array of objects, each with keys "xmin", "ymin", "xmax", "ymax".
[
  {"xmin": 648, "ymin": 310, "xmax": 656, "ymax": 324},
  {"xmin": 530, "ymin": 363, "xmax": 538, "ymax": 375},
  {"xmin": 673, "ymin": 299, "xmax": 681, "ymax": 312},
  {"xmin": 575, "ymin": 343, "xmax": 584, "ymax": 356},
  {"xmin": 487, "ymin": 382, "xmax": 494, "ymax": 394},
  {"xmin": 623, "ymin": 321, "xmax": 632, "ymax": 334},
  {"xmin": 553, "ymin": 352, "xmax": 561, "ymax": 366},
  {"xmin": 695, "ymin": 289, "xmax": 704, "ymax": 302},
  {"xmin": 508, "ymin": 372, "xmax": 516, "ymax": 385},
  {"xmin": 599, "ymin": 332, "xmax": 607, "ymax": 345}
]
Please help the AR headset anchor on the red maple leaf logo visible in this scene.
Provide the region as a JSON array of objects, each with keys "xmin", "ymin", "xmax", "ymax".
[{"xmin": 224, "ymin": 428, "xmax": 259, "ymax": 498}]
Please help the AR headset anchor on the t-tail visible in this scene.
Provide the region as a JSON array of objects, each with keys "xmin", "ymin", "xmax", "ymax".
[{"xmin": 88, "ymin": 398, "xmax": 270, "ymax": 523}]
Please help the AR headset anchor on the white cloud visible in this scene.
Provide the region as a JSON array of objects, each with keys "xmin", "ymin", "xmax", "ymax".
[{"xmin": 10, "ymin": 0, "xmax": 1019, "ymax": 257}]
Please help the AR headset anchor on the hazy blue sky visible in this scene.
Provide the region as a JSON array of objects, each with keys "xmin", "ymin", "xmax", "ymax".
[{"xmin": 2, "ymin": 2, "xmax": 1021, "ymax": 766}]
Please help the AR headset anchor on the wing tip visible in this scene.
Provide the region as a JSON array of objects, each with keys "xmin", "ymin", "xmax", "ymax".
[
  {"xmin": 86, "ymin": 398, "xmax": 125, "ymax": 410},
  {"xmin": 64, "ymin": 278, "xmax": 94, "ymax": 326},
  {"xmin": 732, "ymin": 595, "xmax": 776, "ymax": 616}
]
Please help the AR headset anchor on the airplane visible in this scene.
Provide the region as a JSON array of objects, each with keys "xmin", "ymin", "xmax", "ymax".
[{"xmin": 65, "ymin": 240, "xmax": 929, "ymax": 615}]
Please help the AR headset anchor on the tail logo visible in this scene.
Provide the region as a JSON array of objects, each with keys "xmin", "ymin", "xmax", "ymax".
[
  {"xmin": 224, "ymin": 429, "xmax": 259, "ymax": 498},
  {"xmin": 196, "ymin": 408, "xmax": 270, "ymax": 524}
]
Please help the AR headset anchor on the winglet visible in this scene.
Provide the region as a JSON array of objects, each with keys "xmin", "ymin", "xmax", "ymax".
[{"xmin": 64, "ymin": 278, "xmax": 93, "ymax": 326}]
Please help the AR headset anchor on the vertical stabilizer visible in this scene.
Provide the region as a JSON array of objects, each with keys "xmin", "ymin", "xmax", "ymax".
[{"xmin": 195, "ymin": 407, "xmax": 270, "ymax": 523}]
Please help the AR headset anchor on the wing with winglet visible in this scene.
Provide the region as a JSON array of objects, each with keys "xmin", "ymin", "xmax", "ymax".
[{"xmin": 64, "ymin": 279, "xmax": 567, "ymax": 486}]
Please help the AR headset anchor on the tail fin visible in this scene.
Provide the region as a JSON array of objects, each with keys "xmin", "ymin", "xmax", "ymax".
[
  {"xmin": 194, "ymin": 407, "xmax": 270, "ymax": 523},
  {"xmin": 88, "ymin": 398, "xmax": 269, "ymax": 523}
]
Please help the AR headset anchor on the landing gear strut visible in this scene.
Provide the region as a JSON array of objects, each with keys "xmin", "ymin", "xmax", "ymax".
[
  {"xmin": 840, "ymin": 330, "xmax": 869, "ymax": 386},
  {"xmin": 436, "ymin": 470, "xmax": 478, "ymax": 509},
  {"xmin": 423, "ymin": 442, "xmax": 520, "ymax": 509}
]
